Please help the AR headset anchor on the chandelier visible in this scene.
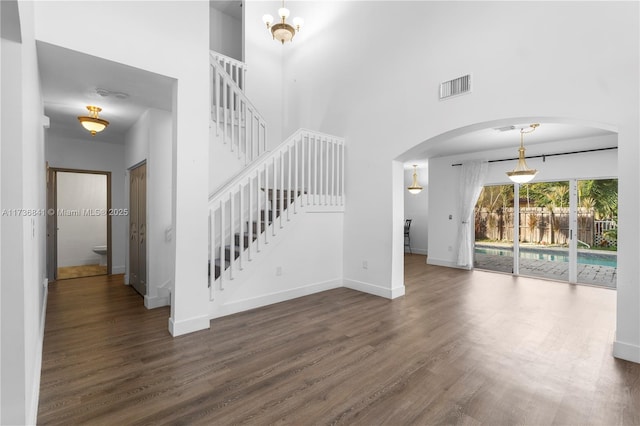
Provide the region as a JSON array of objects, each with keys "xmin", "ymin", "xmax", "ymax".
[
  {"xmin": 506, "ymin": 124, "xmax": 539, "ymax": 183},
  {"xmin": 262, "ymin": 0, "xmax": 304, "ymax": 44},
  {"xmin": 407, "ymin": 165, "xmax": 423, "ymax": 194},
  {"xmin": 77, "ymin": 105, "xmax": 109, "ymax": 136}
]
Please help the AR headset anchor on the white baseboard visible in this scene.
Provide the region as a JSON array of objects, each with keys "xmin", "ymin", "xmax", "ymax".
[
  {"xmin": 29, "ymin": 283, "xmax": 48, "ymax": 425},
  {"xmin": 168, "ymin": 315, "xmax": 210, "ymax": 337},
  {"xmin": 613, "ymin": 340, "xmax": 640, "ymax": 363},
  {"xmin": 426, "ymin": 257, "xmax": 460, "ymax": 268},
  {"xmin": 343, "ymin": 279, "xmax": 405, "ymax": 299},
  {"xmin": 144, "ymin": 295, "xmax": 170, "ymax": 309},
  {"xmin": 112, "ymin": 265, "xmax": 125, "ymax": 274},
  {"xmin": 211, "ymin": 279, "xmax": 342, "ymax": 319},
  {"xmin": 406, "ymin": 248, "xmax": 428, "ymax": 256}
]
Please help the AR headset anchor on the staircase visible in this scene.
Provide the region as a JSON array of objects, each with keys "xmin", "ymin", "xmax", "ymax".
[
  {"xmin": 208, "ymin": 129, "xmax": 345, "ymax": 298},
  {"xmin": 208, "ymin": 51, "xmax": 345, "ymax": 304},
  {"xmin": 210, "ymin": 52, "xmax": 267, "ymax": 166}
]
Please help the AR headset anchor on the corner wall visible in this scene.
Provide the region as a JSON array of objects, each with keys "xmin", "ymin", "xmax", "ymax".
[{"xmin": 1, "ymin": 1, "xmax": 47, "ymax": 423}]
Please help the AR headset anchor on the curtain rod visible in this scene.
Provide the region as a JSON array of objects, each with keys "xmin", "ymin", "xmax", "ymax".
[{"xmin": 451, "ymin": 146, "xmax": 617, "ymax": 167}]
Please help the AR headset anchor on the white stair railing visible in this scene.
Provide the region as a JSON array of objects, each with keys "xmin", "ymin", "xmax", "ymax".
[
  {"xmin": 208, "ymin": 129, "xmax": 345, "ymax": 299},
  {"xmin": 211, "ymin": 52, "xmax": 247, "ymax": 90},
  {"xmin": 210, "ymin": 51, "xmax": 267, "ymax": 165}
]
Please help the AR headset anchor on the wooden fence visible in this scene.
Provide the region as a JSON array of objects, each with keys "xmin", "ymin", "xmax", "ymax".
[{"xmin": 474, "ymin": 207, "xmax": 615, "ymax": 247}]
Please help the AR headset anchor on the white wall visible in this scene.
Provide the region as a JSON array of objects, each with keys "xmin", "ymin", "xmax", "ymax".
[
  {"xmin": 404, "ymin": 165, "xmax": 428, "ymax": 256},
  {"xmin": 1, "ymin": 1, "xmax": 47, "ymax": 423},
  {"xmin": 56, "ymin": 172, "xmax": 107, "ymax": 267},
  {"xmin": 244, "ymin": 1, "xmax": 284, "ymax": 149},
  {"xmin": 210, "ymin": 210, "xmax": 344, "ymax": 317},
  {"xmin": 124, "ymin": 108, "xmax": 174, "ymax": 309},
  {"xmin": 427, "ymin": 135, "xmax": 618, "ymax": 268},
  {"xmin": 209, "ymin": 126, "xmax": 249, "ymax": 194},
  {"xmin": 210, "ymin": 6, "xmax": 242, "ymax": 61},
  {"xmin": 45, "ymin": 133, "xmax": 127, "ymax": 273},
  {"xmin": 33, "ymin": 0, "xmax": 211, "ymax": 336},
  {"xmin": 277, "ymin": 2, "xmax": 639, "ymax": 362}
]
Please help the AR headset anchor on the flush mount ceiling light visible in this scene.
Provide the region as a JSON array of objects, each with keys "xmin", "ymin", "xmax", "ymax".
[
  {"xmin": 78, "ymin": 105, "xmax": 109, "ymax": 136},
  {"xmin": 506, "ymin": 123, "xmax": 539, "ymax": 183},
  {"xmin": 407, "ymin": 165, "xmax": 424, "ymax": 194},
  {"xmin": 262, "ymin": 0, "xmax": 303, "ymax": 44}
]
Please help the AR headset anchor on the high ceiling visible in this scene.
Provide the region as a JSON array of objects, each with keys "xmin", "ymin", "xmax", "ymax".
[
  {"xmin": 37, "ymin": 41, "xmax": 175, "ymax": 143},
  {"xmin": 37, "ymin": 22, "xmax": 615, "ymax": 158}
]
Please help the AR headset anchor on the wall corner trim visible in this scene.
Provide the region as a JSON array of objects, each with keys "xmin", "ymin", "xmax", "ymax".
[
  {"xmin": 613, "ymin": 340, "xmax": 640, "ymax": 364},
  {"xmin": 144, "ymin": 295, "xmax": 170, "ymax": 309},
  {"xmin": 343, "ymin": 279, "xmax": 404, "ymax": 299},
  {"xmin": 168, "ymin": 315, "xmax": 210, "ymax": 337},
  {"xmin": 426, "ymin": 258, "xmax": 461, "ymax": 269},
  {"xmin": 29, "ymin": 285, "xmax": 49, "ymax": 425}
]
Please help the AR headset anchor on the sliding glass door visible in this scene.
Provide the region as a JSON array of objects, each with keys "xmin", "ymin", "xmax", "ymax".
[
  {"xmin": 517, "ymin": 181, "xmax": 570, "ymax": 282},
  {"xmin": 474, "ymin": 179, "xmax": 618, "ymax": 289},
  {"xmin": 575, "ymin": 179, "xmax": 618, "ymax": 288},
  {"xmin": 474, "ymin": 185, "xmax": 514, "ymax": 273}
]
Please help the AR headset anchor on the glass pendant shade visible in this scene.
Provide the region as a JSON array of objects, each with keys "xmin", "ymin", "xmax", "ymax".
[
  {"xmin": 292, "ymin": 17, "xmax": 304, "ymax": 29},
  {"xmin": 262, "ymin": 14, "xmax": 274, "ymax": 26},
  {"xmin": 271, "ymin": 23, "xmax": 295, "ymax": 43},
  {"xmin": 407, "ymin": 165, "xmax": 423, "ymax": 194},
  {"xmin": 506, "ymin": 124, "xmax": 539, "ymax": 183},
  {"xmin": 78, "ymin": 106, "xmax": 109, "ymax": 136},
  {"xmin": 278, "ymin": 7, "xmax": 290, "ymax": 19}
]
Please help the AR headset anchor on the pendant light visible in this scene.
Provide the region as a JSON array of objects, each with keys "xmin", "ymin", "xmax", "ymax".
[
  {"xmin": 262, "ymin": 0, "xmax": 304, "ymax": 44},
  {"xmin": 407, "ymin": 165, "xmax": 423, "ymax": 194},
  {"xmin": 506, "ymin": 123, "xmax": 539, "ymax": 183},
  {"xmin": 78, "ymin": 105, "xmax": 109, "ymax": 136}
]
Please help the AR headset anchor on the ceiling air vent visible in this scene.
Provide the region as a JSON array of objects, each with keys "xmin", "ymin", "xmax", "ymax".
[{"xmin": 439, "ymin": 74, "xmax": 471, "ymax": 100}]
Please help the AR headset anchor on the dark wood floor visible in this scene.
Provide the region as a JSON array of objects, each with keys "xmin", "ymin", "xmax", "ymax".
[{"xmin": 38, "ymin": 255, "xmax": 640, "ymax": 425}]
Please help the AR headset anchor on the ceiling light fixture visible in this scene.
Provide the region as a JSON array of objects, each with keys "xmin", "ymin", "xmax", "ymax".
[
  {"xmin": 262, "ymin": 0, "xmax": 303, "ymax": 44},
  {"xmin": 407, "ymin": 165, "xmax": 424, "ymax": 194},
  {"xmin": 78, "ymin": 105, "xmax": 109, "ymax": 136},
  {"xmin": 506, "ymin": 123, "xmax": 539, "ymax": 183}
]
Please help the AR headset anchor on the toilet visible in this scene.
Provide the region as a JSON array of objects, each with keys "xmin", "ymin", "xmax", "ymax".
[{"xmin": 93, "ymin": 245, "xmax": 108, "ymax": 266}]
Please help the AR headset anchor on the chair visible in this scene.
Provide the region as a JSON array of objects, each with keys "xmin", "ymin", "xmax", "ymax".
[{"xmin": 404, "ymin": 219, "xmax": 412, "ymax": 255}]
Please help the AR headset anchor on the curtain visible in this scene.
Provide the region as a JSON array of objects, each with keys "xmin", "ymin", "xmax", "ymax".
[{"xmin": 456, "ymin": 161, "xmax": 488, "ymax": 268}]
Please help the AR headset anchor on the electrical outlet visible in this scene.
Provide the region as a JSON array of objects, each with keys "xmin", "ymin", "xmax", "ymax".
[
  {"xmin": 276, "ymin": 266, "xmax": 282, "ymax": 276},
  {"xmin": 362, "ymin": 260, "xmax": 368, "ymax": 269},
  {"xmin": 448, "ymin": 246, "xmax": 452, "ymax": 252}
]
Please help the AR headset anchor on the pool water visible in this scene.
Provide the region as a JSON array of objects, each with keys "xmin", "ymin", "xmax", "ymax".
[{"xmin": 475, "ymin": 247, "xmax": 617, "ymax": 268}]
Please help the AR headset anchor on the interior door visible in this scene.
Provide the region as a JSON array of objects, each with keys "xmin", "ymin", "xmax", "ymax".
[{"xmin": 129, "ymin": 163, "xmax": 147, "ymax": 296}]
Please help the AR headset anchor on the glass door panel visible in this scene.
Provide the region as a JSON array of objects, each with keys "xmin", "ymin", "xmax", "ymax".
[
  {"xmin": 474, "ymin": 185, "xmax": 515, "ymax": 273},
  {"xmin": 517, "ymin": 182, "xmax": 570, "ymax": 281},
  {"xmin": 576, "ymin": 179, "xmax": 618, "ymax": 288}
]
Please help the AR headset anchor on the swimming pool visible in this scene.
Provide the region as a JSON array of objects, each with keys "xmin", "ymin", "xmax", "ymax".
[{"xmin": 475, "ymin": 246, "xmax": 617, "ymax": 268}]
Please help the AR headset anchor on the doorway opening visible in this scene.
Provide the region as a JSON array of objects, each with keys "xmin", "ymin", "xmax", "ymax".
[{"xmin": 47, "ymin": 168, "xmax": 112, "ymax": 280}]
